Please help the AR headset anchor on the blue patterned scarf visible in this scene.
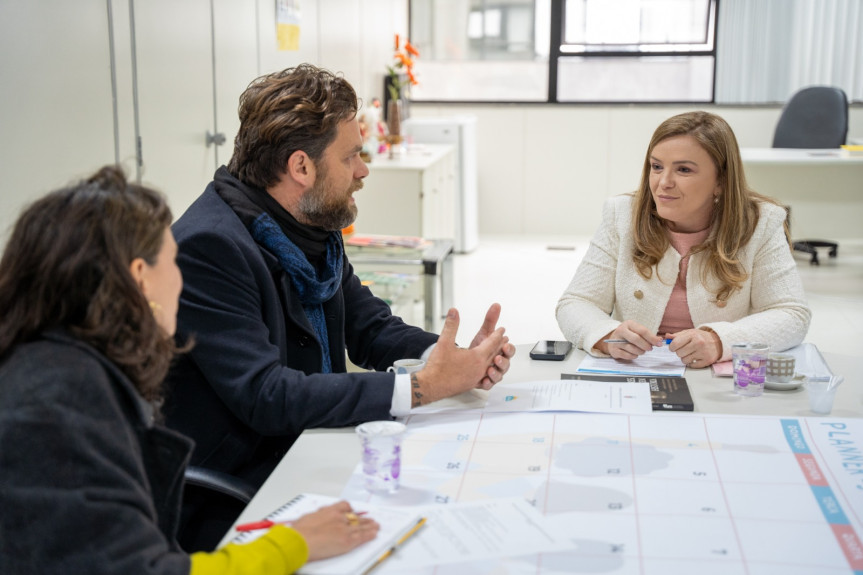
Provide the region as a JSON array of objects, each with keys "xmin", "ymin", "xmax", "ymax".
[{"xmin": 250, "ymin": 213, "xmax": 343, "ymax": 373}]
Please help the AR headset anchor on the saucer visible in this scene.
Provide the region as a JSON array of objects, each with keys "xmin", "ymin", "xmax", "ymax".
[{"xmin": 765, "ymin": 373, "xmax": 806, "ymax": 391}]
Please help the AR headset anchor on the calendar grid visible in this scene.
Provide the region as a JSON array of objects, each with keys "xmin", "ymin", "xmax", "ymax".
[{"xmin": 343, "ymin": 411, "xmax": 863, "ymax": 574}]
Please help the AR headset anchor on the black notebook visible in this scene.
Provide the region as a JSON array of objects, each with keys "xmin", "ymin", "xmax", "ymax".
[{"xmin": 561, "ymin": 373, "xmax": 694, "ymax": 411}]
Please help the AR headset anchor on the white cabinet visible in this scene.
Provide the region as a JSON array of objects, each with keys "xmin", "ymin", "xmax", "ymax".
[
  {"xmin": 403, "ymin": 116, "xmax": 479, "ymax": 253},
  {"xmin": 0, "ymin": 0, "xmax": 408, "ymax": 246},
  {"xmin": 0, "ymin": 0, "xmax": 118, "ymax": 239},
  {"xmin": 353, "ymin": 145, "xmax": 456, "ymax": 240}
]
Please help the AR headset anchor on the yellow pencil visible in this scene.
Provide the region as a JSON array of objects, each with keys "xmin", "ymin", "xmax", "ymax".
[{"xmin": 361, "ymin": 517, "xmax": 427, "ymax": 575}]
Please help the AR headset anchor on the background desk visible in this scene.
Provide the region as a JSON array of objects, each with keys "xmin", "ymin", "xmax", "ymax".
[
  {"xmin": 353, "ymin": 145, "xmax": 456, "ymax": 241},
  {"xmin": 740, "ymin": 147, "xmax": 863, "ymax": 240},
  {"xmin": 345, "ymin": 239, "xmax": 453, "ymax": 331},
  {"xmin": 220, "ymin": 342, "xmax": 863, "ymax": 548}
]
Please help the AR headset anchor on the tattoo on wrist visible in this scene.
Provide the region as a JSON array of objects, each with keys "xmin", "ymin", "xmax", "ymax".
[
  {"xmin": 412, "ymin": 391, "xmax": 424, "ymax": 408},
  {"xmin": 411, "ymin": 373, "xmax": 423, "ymax": 407}
]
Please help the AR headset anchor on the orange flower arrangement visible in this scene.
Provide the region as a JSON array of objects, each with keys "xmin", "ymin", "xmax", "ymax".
[{"xmin": 387, "ymin": 34, "xmax": 419, "ymax": 102}]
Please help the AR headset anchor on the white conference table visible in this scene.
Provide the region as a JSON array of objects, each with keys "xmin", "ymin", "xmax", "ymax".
[{"xmin": 219, "ymin": 342, "xmax": 863, "ymax": 547}]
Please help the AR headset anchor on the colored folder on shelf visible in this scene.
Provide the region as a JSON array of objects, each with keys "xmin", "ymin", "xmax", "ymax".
[{"xmin": 840, "ymin": 144, "xmax": 863, "ymax": 156}]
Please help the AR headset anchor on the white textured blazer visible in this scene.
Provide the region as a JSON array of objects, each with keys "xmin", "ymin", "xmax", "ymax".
[{"xmin": 556, "ymin": 194, "xmax": 811, "ymax": 360}]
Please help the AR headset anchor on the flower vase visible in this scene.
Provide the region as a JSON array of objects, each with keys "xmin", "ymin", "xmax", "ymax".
[{"xmin": 386, "ymin": 99, "xmax": 404, "ymax": 159}]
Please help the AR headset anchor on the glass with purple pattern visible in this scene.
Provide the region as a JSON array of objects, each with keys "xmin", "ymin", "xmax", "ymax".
[
  {"xmin": 732, "ymin": 343, "xmax": 769, "ymax": 397},
  {"xmin": 355, "ymin": 421, "xmax": 405, "ymax": 494}
]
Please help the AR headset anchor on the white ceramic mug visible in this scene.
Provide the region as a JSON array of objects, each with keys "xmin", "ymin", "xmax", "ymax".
[
  {"xmin": 386, "ymin": 358, "xmax": 425, "ymax": 375},
  {"xmin": 767, "ymin": 353, "xmax": 796, "ymax": 383}
]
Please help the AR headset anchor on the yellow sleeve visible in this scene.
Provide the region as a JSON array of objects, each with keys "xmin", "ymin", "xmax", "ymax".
[{"xmin": 189, "ymin": 525, "xmax": 309, "ymax": 575}]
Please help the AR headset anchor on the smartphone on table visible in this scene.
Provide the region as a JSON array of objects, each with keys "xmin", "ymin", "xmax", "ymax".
[{"xmin": 529, "ymin": 340, "xmax": 573, "ymax": 361}]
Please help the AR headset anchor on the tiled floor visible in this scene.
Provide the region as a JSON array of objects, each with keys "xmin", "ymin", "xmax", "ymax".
[{"xmin": 449, "ymin": 235, "xmax": 863, "ymax": 359}]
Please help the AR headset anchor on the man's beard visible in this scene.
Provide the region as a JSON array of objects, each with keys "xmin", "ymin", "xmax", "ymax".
[{"xmin": 298, "ymin": 169, "xmax": 362, "ymax": 231}]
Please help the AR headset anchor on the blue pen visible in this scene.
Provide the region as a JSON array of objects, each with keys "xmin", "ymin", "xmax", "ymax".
[{"xmin": 603, "ymin": 338, "xmax": 672, "ymax": 345}]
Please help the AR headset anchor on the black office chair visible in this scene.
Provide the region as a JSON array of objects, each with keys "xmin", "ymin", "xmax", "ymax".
[
  {"xmin": 772, "ymin": 86, "xmax": 849, "ymax": 265},
  {"xmin": 179, "ymin": 466, "xmax": 256, "ymax": 552}
]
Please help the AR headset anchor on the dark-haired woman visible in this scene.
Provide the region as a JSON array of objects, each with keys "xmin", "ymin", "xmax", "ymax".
[{"xmin": 0, "ymin": 166, "xmax": 377, "ymax": 575}]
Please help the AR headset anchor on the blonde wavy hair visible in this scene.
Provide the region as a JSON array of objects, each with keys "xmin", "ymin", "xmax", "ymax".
[{"xmin": 631, "ymin": 111, "xmax": 785, "ymax": 303}]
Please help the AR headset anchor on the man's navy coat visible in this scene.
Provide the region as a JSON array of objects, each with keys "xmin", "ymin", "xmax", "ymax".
[{"xmin": 165, "ymin": 175, "xmax": 437, "ymax": 489}]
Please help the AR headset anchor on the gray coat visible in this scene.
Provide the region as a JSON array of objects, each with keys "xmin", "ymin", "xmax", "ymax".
[{"xmin": 0, "ymin": 330, "xmax": 192, "ymax": 575}]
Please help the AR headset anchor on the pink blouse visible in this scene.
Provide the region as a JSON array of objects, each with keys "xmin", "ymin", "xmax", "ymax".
[{"xmin": 657, "ymin": 227, "xmax": 712, "ymax": 336}]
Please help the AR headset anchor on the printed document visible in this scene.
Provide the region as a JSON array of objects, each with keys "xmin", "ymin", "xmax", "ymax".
[
  {"xmin": 484, "ymin": 379, "xmax": 652, "ymax": 414},
  {"xmin": 375, "ymin": 498, "xmax": 576, "ymax": 571},
  {"xmin": 576, "ymin": 345, "xmax": 686, "ymax": 377}
]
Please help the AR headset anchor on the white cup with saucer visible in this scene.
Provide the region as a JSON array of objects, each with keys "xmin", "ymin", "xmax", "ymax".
[
  {"xmin": 386, "ymin": 358, "xmax": 425, "ymax": 375},
  {"xmin": 765, "ymin": 353, "xmax": 802, "ymax": 390}
]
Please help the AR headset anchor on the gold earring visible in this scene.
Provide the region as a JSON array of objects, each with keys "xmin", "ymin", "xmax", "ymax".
[{"xmin": 149, "ymin": 301, "xmax": 162, "ymax": 312}]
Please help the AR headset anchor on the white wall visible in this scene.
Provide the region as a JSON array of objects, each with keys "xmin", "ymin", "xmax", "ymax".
[
  {"xmin": 409, "ymin": 103, "xmax": 863, "ymax": 239},
  {"xmin": 0, "ymin": 0, "xmax": 118, "ymax": 237},
  {"xmin": 0, "ymin": 0, "xmax": 407, "ymax": 247},
  {"xmin": 1, "ymin": 0, "xmax": 860, "ymax": 248}
]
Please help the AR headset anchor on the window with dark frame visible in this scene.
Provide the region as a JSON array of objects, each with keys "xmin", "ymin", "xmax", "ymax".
[{"xmin": 408, "ymin": 0, "xmax": 718, "ymax": 104}]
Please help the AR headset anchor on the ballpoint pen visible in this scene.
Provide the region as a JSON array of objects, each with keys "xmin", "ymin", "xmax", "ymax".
[
  {"xmin": 361, "ymin": 517, "xmax": 427, "ymax": 575},
  {"xmin": 235, "ymin": 518, "xmax": 294, "ymax": 532},
  {"xmin": 603, "ymin": 338, "xmax": 673, "ymax": 345},
  {"xmin": 236, "ymin": 511, "xmax": 367, "ymax": 532}
]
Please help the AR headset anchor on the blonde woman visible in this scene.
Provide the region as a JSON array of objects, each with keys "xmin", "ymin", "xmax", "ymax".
[{"xmin": 557, "ymin": 111, "xmax": 810, "ymax": 368}]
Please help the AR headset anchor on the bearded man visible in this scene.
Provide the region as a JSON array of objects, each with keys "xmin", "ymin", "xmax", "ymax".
[{"xmin": 165, "ymin": 64, "xmax": 515, "ymax": 551}]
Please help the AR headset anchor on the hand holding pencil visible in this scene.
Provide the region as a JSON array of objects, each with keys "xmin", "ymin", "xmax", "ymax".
[
  {"xmin": 596, "ymin": 320, "xmax": 665, "ymax": 359},
  {"xmin": 599, "ymin": 322, "xmax": 723, "ymax": 367},
  {"xmin": 290, "ymin": 501, "xmax": 380, "ymax": 562}
]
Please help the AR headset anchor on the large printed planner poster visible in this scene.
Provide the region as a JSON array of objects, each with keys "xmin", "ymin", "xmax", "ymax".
[{"xmin": 341, "ymin": 411, "xmax": 863, "ymax": 574}]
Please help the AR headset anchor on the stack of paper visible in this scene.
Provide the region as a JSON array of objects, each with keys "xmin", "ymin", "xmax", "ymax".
[
  {"xmin": 575, "ymin": 345, "xmax": 686, "ymax": 377},
  {"xmin": 346, "ymin": 234, "xmax": 431, "ymax": 249}
]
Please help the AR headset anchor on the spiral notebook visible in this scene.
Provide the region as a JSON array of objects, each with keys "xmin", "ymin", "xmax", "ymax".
[{"xmin": 229, "ymin": 493, "xmax": 423, "ymax": 575}]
